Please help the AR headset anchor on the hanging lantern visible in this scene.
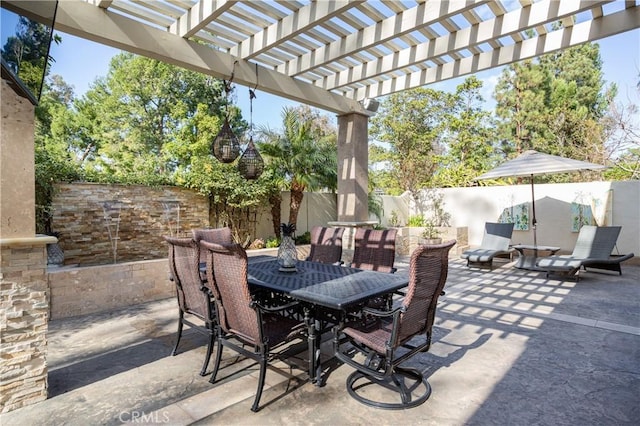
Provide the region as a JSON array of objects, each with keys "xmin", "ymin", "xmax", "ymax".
[
  {"xmin": 238, "ymin": 137, "xmax": 264, "ymax": 179},
  {"xmin": 212, "ymin": 118, "xmax": 241, "ymax": 163},
  {"xmin": 238, "ymin": 79, "xmax": 264, "ymax": 179},
  {"xmin": 212, "ymin": 69, "xmax": 241, "ymax": 163}
]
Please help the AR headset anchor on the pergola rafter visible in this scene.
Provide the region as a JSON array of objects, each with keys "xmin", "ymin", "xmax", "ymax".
[
  {"xmin": 4, "ymin": 0, "xmax": 639, "ymax": 113},
  {"xmin": 323, "ymin": 0, "xmax": 612, "ymax": 92}
]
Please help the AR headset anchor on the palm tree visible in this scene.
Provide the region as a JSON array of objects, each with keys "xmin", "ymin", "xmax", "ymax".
[{"xmin": 258, "ymin": 107, "xmax": 337, "ymax": 236}]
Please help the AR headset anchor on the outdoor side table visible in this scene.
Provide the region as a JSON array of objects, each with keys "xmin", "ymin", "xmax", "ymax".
[{"xmin": 512, "ymin": 244, "xmax": 561, "ymax": 270}]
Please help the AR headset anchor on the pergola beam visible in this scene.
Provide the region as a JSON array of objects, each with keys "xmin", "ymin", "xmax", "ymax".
[
  {"xmin": 278, "ymin": 0, "xmax": 490, "ymax": 77},
  {"xmin": 169, "ymin": 0, "xmax": 236, "ymax": 39},
  {"xmin": 353, "ymin": 5, "xmax": 640, "ymax": 100},
  {"xmin": 231, "ymin": 0, "xmax": 364, "ymax": 60},
  {"xmin": 323, "ymin": 0, "xmax": 610, "ymax": 92},
  {"xmin": 5, "ymin": 0, "xmax": 364, "ymax": 115},
  {"xmin": 3, "ymin": 0, "xmax": 638, "ymax": 109}
]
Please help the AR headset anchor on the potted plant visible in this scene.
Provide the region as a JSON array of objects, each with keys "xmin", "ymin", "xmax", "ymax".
[
  {"xmin": 421, "ymin": 220, "xmax": 442, "ymax": 245},
  {"xmin": 388, "ymin": 210, "xmax": 401, "ymax": 227}
]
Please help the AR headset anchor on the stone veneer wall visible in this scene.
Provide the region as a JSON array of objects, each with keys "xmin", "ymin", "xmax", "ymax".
[
  {"xmin": 1, "ymin": 78, "xmax": 51, "ymax": 413},
  {"xmin": 48, "ymin": 258, "xmax": 173, "ymax": 320},
  {"xmin": 0, "ymin": 242, "xmax": 49, "ymax": 412},
  {"xmin": 51, "ymin": 183, "xmax": 209, "ymax": 266}
]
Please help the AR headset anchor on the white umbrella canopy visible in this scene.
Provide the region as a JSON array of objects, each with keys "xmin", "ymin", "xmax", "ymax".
[{"xmin": 475, "ymin": 150, "xmax": 606, "ymax": 246}]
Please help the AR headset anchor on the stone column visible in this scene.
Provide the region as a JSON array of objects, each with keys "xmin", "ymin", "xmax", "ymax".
[
  {"xmin": 332, "ymin": 113, "xmax": 377, "ymax": 250},
  {"xmin": 0, "ymin": 79, "xmax": 53, "ymax": 412},
  {"xmin": 336, "ymin": 113, "xmax": 370, "ymax": 223}
]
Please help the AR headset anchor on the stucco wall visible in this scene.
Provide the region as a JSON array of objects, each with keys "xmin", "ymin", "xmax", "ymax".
[
  {"xmin": 47, "ymin": 246, "xmax": 310, "ymax": 319},
  {"xmin": 397, "ymin": 181, "xmax": 639, "ymax": 258},
  {"xmin": 0, "ymin": 80, "xmax": 35, "ymax": 238}
]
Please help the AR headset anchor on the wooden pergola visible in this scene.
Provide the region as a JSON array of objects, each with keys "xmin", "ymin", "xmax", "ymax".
[{"xmin": 5, "ymin": 0, "xmax": 640, "ymax": 223}]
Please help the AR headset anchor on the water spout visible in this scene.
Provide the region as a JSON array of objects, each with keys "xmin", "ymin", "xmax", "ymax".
[
  {"xmin": 161, "ymin": 201, "xmax": 180, "ymax": 236},
  {"xmin": 102, "ymin": 200, "xmax": 122, "ymax": 263}
]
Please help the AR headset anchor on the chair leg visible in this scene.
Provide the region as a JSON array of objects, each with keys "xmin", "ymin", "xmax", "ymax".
[
  {"xmin": 200, "ymin": 328, "xmax": 215, "ymax": 376},
  {"xmin": 209, "ymin": 338, "xmax": 224, "ymax": 384},
  {"xmin": 251, "ymin": 352, "xmax": 269, "ymax": 412},
  {"xmin": 172, "ymin": 311, "xmax": 184, "ymax": 356}
]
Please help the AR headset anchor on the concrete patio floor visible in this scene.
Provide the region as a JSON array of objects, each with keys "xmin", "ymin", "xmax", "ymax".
[{"xmin": 1, "ymin": 257, "xmax": 639, "ymax": 426}]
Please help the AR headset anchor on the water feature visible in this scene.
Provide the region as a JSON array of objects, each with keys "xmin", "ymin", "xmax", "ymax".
[
  {"xmin": 161, "ymin": 200, "xmax": 180, "ymax": 236},
  {"xmin": 102, "ymin": 200, "xmax": 122, "ymax": 263}
]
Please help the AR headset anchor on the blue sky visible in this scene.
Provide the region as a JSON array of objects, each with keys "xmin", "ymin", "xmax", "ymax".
[{"xmin": 47, "ymin": 28, "xmax": 639, "ymax": 130}]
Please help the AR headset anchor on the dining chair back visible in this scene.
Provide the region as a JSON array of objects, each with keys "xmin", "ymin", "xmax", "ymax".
[
  {"xmin": 351, "ymin": 228, "xmax": 397, "ymax": 273},
  {"xmin": 192, "ymin": 227, "xmax": 233, "ymax": 264},
  {"xmin": 164, "ymin": 236, "xmax": 216, "ymax": 376},
  {"xmin": 306, "ymin": 226, "xmax": 344, "ymax": 264}
]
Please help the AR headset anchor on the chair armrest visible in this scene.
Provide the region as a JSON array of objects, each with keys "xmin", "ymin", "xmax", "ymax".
[
  {"xmin": 251, "ymin": 299, "xmax": 299, "ymax": 314},
  {"xmin": 361, "ymin": 305, "xmax": 404, "ymax": 318}
]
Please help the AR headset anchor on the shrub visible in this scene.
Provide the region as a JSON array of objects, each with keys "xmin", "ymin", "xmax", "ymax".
[
  {"xmin": 421, "ymin": 220, "xmax": 441, "ymax": 239},
  {"xmin": 407, "ymin": 215, "xmax": 426, "ymax": 227},
  {"xmin": 295, "ymin": 231, "xmax": 311, "ymax": 245},
  {"xmin": 265, "ymin": 236, "xmax": 280, "ymax": 248},
  {"xmin": 389, "ymin": 210, "xmax": 401, "ymax": 227}
]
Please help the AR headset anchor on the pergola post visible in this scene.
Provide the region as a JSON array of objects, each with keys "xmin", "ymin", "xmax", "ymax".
[
  {"xmin": 331, "ymin": 113, "xmax": 377, "ymax": 249},
  {"xmin": 336, "ymin": 112, "xmax": 369, "ymax": 223}
]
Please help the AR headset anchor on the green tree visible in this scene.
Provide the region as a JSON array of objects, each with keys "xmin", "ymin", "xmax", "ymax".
[
  {"xmin": 258, "ymin": 106, "xmax": 337, "ymax": 235},
  {"xmin": 34, "ymin": 75, "xmax": 82, "ymax": 233},
  {"xmin": 37, "ymin": 53, "xmax": 279, "ymax": 241},
  {"xmin": 65, "ymin": 52, "xmax": 246, "ymax": 184},
  {"xmin": 370, "ymin": 88, "xmax": 454, "ymax": 201},
  {"xmin": 494, "ymin": 40, "xmax": 613, "ymax": 181},
  {"xmin": 540, "ymin": 43, "xmax": 613, "ymax": 165},
  {"xmin": 494, "ymin": 59, "xmax": 550, "ymax": 157},
  {"xmin": 435, "ymin": 76, "xmax": 497, "ymax": 187}
]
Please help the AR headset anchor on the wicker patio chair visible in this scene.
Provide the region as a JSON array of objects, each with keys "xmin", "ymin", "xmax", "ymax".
[
  {"xmin": 305, "ymin": 226, "xmax": 345, "ymax": 264},
  {"xmin": 192, "ymin": 227, "xmax": 233, "ymax": 264},
  {"xmin": 333, "ymin": 240, "xmax": 456, "ymax": 409},
  {"xmin": 200, "ymin": 241, "xmax": 306, "ymax": 412},
  {"xmin": 351, "ymin": 228, "xmax": 398, "ymax": 273},
  {"xmin": 164, "ymin": 236, "xmax": 216, "ymax": 376},
  {"xmin": 536, "ymin": 225, "xmax": 634, "ymax": 280},
  {"xmin": 460, "ymin": 222, "xmax": 515, "ymax": 269}
]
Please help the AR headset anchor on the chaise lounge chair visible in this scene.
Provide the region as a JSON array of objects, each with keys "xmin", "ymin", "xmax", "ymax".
[
  {"xmin": 461, "ymin": 222, "xmax": 515, "ymax": 270},
  {"xmin": 536, "ymin": 225, "xmax": 634, "ymax": 280}
]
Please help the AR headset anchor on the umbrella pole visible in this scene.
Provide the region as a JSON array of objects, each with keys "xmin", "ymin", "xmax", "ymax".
[{"xmin": 530, "ymin": 175, "xmax": 537, "ymax": 247}]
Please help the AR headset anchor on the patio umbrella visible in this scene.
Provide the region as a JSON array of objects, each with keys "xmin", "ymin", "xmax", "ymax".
[{"xmin": 475, "ymin": 150, "xmax": 606, "ymax": 247}]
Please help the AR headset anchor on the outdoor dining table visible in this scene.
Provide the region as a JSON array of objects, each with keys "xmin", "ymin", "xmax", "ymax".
[{"xmin": 247, "ymin": 259, "xmax": 409, "ymax": 385}]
